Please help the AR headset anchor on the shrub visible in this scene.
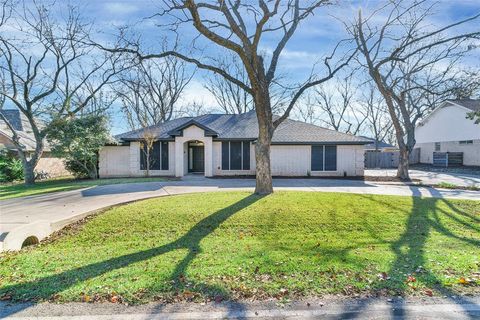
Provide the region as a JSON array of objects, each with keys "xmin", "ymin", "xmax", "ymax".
[{"xmin": 0, "ymin": 150, "xmax": 24, "ymax": 182}]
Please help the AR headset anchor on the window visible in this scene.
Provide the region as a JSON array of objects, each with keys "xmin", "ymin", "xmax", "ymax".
[
  {"xmin": 434, "ymin": 142, "xmax": 441, "ymax": 151},
  {"xmin": 311, "ymin": 145, "xmax": 337, "ymax": 171},
  {"xmin": 221, "ymin": 141, "xmax": 250, "ymax": 170},
  {"xmin": 459, "ymin": 140, "xmax": 473, "ymax": 145},
  {"xmin": 140, "ymin": 141, "xmax": 169, "ymax": 170}
]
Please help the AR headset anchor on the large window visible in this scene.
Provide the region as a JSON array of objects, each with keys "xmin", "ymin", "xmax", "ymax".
[
  {"xmin": 311, "ymin": 145, "xmax": 337, "ymax": 171},
  {"xmin": 459, "ymin": 140, "xmax": 473, "ymax": 145},
  {"xmin": 140, "ymin": 141, "xmax": 169, "ymax": 170},
  {"xmin": 222, "ymin": 141, "xmax": 250, "ymax": 170}
]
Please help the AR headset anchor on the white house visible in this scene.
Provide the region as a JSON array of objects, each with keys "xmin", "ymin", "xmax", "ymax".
[
  {"xmin": 99, "ymin": 111, "xmax": 370, "ymax": 178},
  {"xmin": 415, "ymin": 99, "xmax": 480, "ymax": 166}
]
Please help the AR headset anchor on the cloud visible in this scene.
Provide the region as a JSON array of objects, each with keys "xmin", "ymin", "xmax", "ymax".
[{"xmin": 103, "ymin": 2, "xmax": 139, "ymax": 15}]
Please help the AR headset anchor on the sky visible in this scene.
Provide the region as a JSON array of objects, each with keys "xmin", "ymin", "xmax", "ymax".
[{"xmin": 3, "ymin": 0, "xmax": 480, "ymax": 135}]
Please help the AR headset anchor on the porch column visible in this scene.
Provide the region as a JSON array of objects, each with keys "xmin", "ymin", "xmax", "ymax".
[{"xmin": 174, "ymin": 140, "xmax": 184, "ymax": 177}]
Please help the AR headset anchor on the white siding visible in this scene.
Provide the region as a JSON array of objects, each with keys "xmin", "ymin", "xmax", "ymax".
[
  {"xmin": 271, "ymin": 145, "xmax": 310, "ymax": 176},
  {"xmin": 416, "ymin": 104, "xmax": 480, "ymax": 143},
  {"xmin": 213, "ymin": 143, "xmax": 365, "ymax": 177},
  {"xmin": 99, "ymin": 146, "xmax": 130, "ymax": 177},
  {"xmin": 417, "ymin": 140, "xmax": 480, "ymax": 166},
  {"xmin": 99, "ymin": 142, "xmax": 175, "ymax": 178}
]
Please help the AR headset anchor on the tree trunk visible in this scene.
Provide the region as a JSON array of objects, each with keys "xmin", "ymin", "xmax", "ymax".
[
  {"xmin": 23, "ymin": 159, "xmax": 36, "ymax": 185},
  {"xmin": 253, "ymin": 88, "xmax": 274, "ymax": 195},
  {"xmin": 255, "ymin": 133, "xmax": 273, "ymax": 195},
  {"xmin": 397, "ymin": 147, "xmax": 410, "ymax": 180}
]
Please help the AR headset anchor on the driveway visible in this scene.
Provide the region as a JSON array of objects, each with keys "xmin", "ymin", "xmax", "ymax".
[
  {"xmin": 365, "ymin": 168, "xmax": 480, "ymax": 187},
  {"xmin": 1, "ymin": 176, "xmax": 479, "ymax": 251}
]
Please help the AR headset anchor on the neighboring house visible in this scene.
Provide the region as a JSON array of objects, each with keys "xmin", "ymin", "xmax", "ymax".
[
  {"xmin": 415, "ymin": 99, "xmax": 480, "ymax": 166},
  {"xmin": 361, "ymin": 136, "xmax": 397, "ymax": 152},
  {"xmin": 0, "ymin": 109, "xmax": 69, "ymax": 177},
  {"xmin": 99, "ymin": 111, "xmax": 370, "ymax": 178}
]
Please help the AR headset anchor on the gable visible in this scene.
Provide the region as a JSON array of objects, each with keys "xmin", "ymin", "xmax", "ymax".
[{"xmin": 416, "ymin": 103, "xmax": 480, "ymax": 143}]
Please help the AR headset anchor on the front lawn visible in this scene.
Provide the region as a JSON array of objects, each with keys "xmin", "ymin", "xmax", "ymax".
[
  {"xmin": 0, "ymin": 177, "xmax": 170, "ymax": 200},
  {"xmin": 0, "ymin": 192, "xmax": 479, "ymax": 303}
]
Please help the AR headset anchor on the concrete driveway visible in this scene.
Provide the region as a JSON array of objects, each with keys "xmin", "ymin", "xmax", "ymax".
[
  {"xmin": 1, "ymin": 176, "xmax": 479, "ymax": 251},
  {"xmin": 366, "ymin": 169, "xmax": 480, "ymax": 187}
]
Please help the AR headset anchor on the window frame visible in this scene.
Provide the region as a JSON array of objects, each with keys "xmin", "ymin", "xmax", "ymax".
[
  {"xmin": 311, "ymin": 145, "xmax": 337, "ymax": 172},
  {"xmin": 140, "ymin": 141, "xmax": 169, "ymax": 171},
  {"xmin": 221, "ymin": 141, "xmax": 251, "ymax": 171},
  {"xmin": 434, "ymin": 142, "xmax": 441, "ymax": 151},
  {"xmin": 459, "ymin": 140, "xmax": 473, "ymax": 145}
]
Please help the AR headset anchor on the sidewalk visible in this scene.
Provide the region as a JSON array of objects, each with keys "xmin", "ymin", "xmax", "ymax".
[{"xmin": 2, "ymin": 296, "xmax": 480, "ymax": 319}]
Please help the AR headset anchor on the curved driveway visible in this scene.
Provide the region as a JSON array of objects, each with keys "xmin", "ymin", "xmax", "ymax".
[{"xmin": 1, "ymin": 176, "xmax": 479, "ymax": 250}]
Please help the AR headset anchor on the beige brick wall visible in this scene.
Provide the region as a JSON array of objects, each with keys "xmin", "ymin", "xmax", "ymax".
[{"xmin": 35, "ymin": 155, "xmax": 70, "ymax": 178}]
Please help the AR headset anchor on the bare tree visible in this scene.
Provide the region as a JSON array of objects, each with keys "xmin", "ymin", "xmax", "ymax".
[
  {"xmin": 358, "ymin": 84, "xmax": 393, "ymax": 150},
  {"xmin": 204, "ymin": 54, "xmax": 253, "ymax": 114},
  {"xmin": 99, "ymin": 0, "xmax": 355, "ymax": 194},
  {"xmin": 116, "ymin": 57, "xmax": 194, "ymax": 130},
  {"xmin": 140, "ymin": 129, "xmax": 157, "ymax": 177},
  {"xmin": 312, "ymin": 76, "xmax": 366, "ymax": 134},
  {"xmin": 348, "ymin": 1, "xmax": 480, "ymax": 179},
  {"xmin": 0, "ymin": 2, "xmax": 122, "ymax": 184}
]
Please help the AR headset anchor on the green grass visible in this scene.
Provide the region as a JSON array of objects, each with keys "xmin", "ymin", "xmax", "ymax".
[
  {"xmin": 0, "ymin": 177, "xmax": 170, "ymax": 200},
  {"xmin": 0, "ymin": 192, "xmax": 479, "ymax": 303}
]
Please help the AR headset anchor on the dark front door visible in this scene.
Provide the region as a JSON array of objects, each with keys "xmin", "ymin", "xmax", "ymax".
[{"xmin": 189, "ymin": 146, "xmax": 204, "ymax": 172}]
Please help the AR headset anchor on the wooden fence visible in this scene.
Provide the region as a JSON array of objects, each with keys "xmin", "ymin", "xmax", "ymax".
[{"xmin": 365, "ymin": 149, "xmax": 420, "ymax": 169}]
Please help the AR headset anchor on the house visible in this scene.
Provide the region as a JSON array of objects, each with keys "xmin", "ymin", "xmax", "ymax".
[
  {"xmin": 99, "ymin": 111, "xmax": 370, "ymax": 178},
  {"xmin": 415, "ymin": 99, "xmax": 480, "ymax": 166},
  {"xmin": 361, "ymin": 136, "xmax": 397, "ymax": 152},
  {"xmin": 0, "ymin": 109, "xmax": 69, "ymax": 177}
]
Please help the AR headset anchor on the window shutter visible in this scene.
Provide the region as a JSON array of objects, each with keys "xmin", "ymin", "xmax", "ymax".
[
  {"xmin": 222, "ymin": 141, "xmax": 230, "ymax": 170},
  {"xmin": 311, "ymin": 145, "xmax": 324, "ymax": 171},
  {"xmin": 161, "ymin": 141, "xmax": 169, "ymax": 170},
  {"xmin": 324, "ymin": 145, "xmax": 337, "ymax": 171},
  {"xmin": 242, "ymin": 141, "xmax": 250, "ymax": 170}
]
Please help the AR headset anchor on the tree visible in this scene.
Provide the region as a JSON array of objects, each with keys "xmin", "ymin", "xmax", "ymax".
[
  {"xmin": 358, "ymin": 84, "xmax": 393, "ymax": 150},
  {"xmin": 99, "ymin": 0, "xmax": 354, "ymax": 194},
  {"xmin": 348, "ymin": 1, "xmax": 480, "ymax": 179},
  {"xmin": 47, "ymin": 115, "xmax": 110, "ymax": 179},
  {"xmin": 204, "ymin": 54, "xmax": 253, "ymax": 114},
  {"xmin": 0, "ymin": 1, "xmax": 122, "ymax": 184},
  {"xmin": 116, "ymin": 57, "xmax": 194, "ymax": 130},
  {"xmin": 140, "ymin": 129, "xmax": 157, "ymax": 177},
  {"xmin": 310, "ymin": 76, "xmax": 366, "ymax": 134}
]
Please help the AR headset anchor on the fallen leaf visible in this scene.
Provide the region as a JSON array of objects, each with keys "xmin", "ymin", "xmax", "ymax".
[
  {"xmin": 458, "ymin": 277, "xmax": 471, "ymax": 285},
  {"xmin": 424, "ymin": 289, "xmax": 433, "ymax": 297},
  {"xmin": 406, "ymin": 275, "xmax": 416, "ymax": 283}
]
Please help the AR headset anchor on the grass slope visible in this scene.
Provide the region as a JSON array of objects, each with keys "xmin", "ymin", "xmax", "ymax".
[
  {"xmin": 0, "ymin": 191, "xmax": 479, "ymax": 303},
  {"xmin": 0, "ymin": 177, "xmax": 169, "ymax": 200}
]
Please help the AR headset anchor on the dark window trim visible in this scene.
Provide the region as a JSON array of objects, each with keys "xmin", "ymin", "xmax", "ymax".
[
  {"xmin": 140, "ymin": 141, "xmax": 169, "ymax": 171},
  {"xmin": 311, "ymin": 145, "xmax": 337, "ymax": 172},
  {"xmin": 222, "ymin": 141, "xmax": 250, "ymax": 171}
]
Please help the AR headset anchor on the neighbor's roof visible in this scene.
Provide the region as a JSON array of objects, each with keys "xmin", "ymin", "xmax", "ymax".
[
  {"xmin": 447, "ymin": 99, "xmax": 480, "ymax": 111},
  {"xmin": 116, "ymin": 111, "xmax": 370, "ymax": 145},
  {"xmin": 360, "ymin": 136, "xmax": 396, "ymax": 150},
  {"xmin": 0, "ymin": 109, "xmax": 49, "ymax": 151}
]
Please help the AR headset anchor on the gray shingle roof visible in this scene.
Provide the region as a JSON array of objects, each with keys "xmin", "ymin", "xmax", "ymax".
[
  {"xmin": 0, "ymin": 109, "xmax": 49, "ymax": 151},
  {"xmin": 116, "ymin": 111, "xmax": 370, "ymax": 144},
  {"xmin": 447, "ymin": 99, "xmax": 480, "ymax": 111}
]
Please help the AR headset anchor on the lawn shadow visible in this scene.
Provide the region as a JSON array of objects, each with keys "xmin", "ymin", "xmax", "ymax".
[
  {"xmin": 0, "ymin": 194, "xmax": 263, "ymax": 318},
  {"xmin": 336, "ymin": 191, "xmax": 480, "ymax": 319}
]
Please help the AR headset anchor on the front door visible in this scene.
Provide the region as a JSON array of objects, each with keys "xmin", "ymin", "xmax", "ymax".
[{"xmin": 189, "ymin": 146, "xmax": 204, "ymax": 173}]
